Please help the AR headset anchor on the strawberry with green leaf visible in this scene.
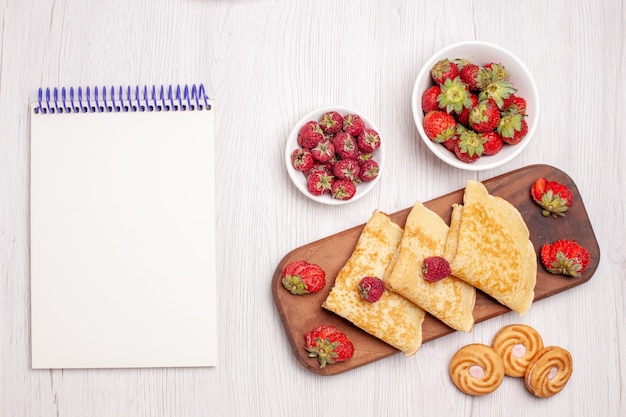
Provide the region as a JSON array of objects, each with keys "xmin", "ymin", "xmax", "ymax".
[
  {"xmin": 541, "ymin": 240, "xmax": 590, "ymax": 278},
  {"xmin": 304, "ymin": 325, "xmax": 354, "ymax": 368},
  {"xmin": 530, "ymin": 178, "xmax": 573, "ymax": 217}
]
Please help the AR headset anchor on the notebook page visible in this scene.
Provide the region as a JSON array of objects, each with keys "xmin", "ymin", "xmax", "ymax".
[{"xmin": 30, "ymin": 103, "xmax": 217, "ymax": 368}]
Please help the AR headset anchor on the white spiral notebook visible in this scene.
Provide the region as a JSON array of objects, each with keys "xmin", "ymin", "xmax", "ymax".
[{"xmin": 29, "ymin": 84, "xmax": 217, "ymax": 369}]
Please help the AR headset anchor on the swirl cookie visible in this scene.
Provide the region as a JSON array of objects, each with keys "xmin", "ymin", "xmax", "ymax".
[
  {"xmin": 449, "ymin": 344, "xmax": 505, "ymax": 396},
  {"xmin": 524, "ymin": 346, "xmax": 573, "ymax": 398},
  {"xmin": 492, "ymin": 324, "xmax": 544, "ymax": 377}
]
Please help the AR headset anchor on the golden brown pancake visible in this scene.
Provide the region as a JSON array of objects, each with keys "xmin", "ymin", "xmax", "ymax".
[
  {"xmin": 384, "ymin": 201, "xmax": 476, "ymax": 332},
  {"xmin": 322, "ymin": 210, "xmax": 425, "ymax": 356},
  {"xmin": 445, "ymin": 180, "xmax": 536, "ymax": 314}
]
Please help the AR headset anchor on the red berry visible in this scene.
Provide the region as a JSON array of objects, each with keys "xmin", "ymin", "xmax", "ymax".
[
  {"xmin": 342, "ymin": 114, "xmax": 365, "ymax": 136},
  {"xmin": 297, "ymin": 121, "xmax": 325, "ymax": 149},
  {"xmin": 530, "ymin": 178, "xmax": 573, "ymax": 217},
  {"xmin": 423, "ymin": 110, "xmax": 456, "ymax": 143},
  {"xmin": 310, "ymin": 140, "xmax": 335, "ymax": 163},
  {"xmin": 430, "ymin": 59, "xmax": 459, "ymax": 85},
  {"xmin": 469, "ymin": 99, "xmax": 500, "ymax": 133},
  {"xmin": 291, "ymin": 148, "xmax": 314, "ymax": 171},
  {"xmin": 421, "ymin": 85, "xmax": 442, "ymax": 113},
  {"xmin": 358, "ymin": 159, "xmax": 379, "ymax": 182},
  {"xmin": 421, "ymin": 256, "xmax": 451, "ymax": 282},
  {"xmin": 357, "ymin": 128, "xmax": 381, "ymax": 153},
  {"xmin": 332, "ymin": 132, "xmax": 357, "ymax": 159},
  {"xmin": 540, "ymin": 240, "xmax": 590, "ymax": 278},
  {"xmin": 281, "ymin": 260, "xmax": 326, "ymax": 294},
  {"xmin": 358, "ymin": 276, "xmax": 385, "ymax": 303},
  {"xmin": 304, "ymin": 325, "xmax": 354, "ymax": 368},
  {"xmin": 306, "ymin": 170, "xmax": 333, "ymax": 196},
  {"xmin": 333, "ymin": 159, "xmax": 360, "ymax": 181},
  {"xmin": 481, "ymin": 131, "xmax": 504, "ymax": 156},
  {"xmin": 331, "ymin": 179, "xmax": 357, "ymax": 201},
  {"xmin": 318, "ymin": 111, "xmax": 344, "ymax": 134}
]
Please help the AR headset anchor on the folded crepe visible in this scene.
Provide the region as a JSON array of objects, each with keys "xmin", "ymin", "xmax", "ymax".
[
  {"xmin": 322, "ymin": 210, "xmax": 425, "ymax": 356},
  {"xmin": 383, "ymin": 201, "xmax": 476, "ymax": 332},
  {"xmin": 444, "ymin": 180, "xmax": 536, "ymax": 315}
]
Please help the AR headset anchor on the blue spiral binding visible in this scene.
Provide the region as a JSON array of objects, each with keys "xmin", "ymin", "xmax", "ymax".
[{"xmin": 34, "ymin": 84, "xmax": 211, "ymax": 115}]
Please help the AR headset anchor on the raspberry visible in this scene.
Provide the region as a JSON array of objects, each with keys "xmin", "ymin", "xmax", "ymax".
[
  {"xmin": 358, "ymin": 276, "xmax": 385, "ymax": 303},
  {"xmin": 422, "ymin": 256, "xmax": 451, "ymax": 282}
]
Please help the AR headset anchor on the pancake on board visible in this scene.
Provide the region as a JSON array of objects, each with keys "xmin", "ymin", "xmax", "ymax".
[
  {"xmin": 384, "ymin": 201, "xmax": 476, "ymax": 332},
  {"xmin": 444, "ymin": 180, "xmax": 536, "ymax": 315},
  {"xmin": 322, "ymin": 210, "xmax": 425, "ymax": 356}
]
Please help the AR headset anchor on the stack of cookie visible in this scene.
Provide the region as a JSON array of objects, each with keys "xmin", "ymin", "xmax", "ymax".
[{"xmin": 449, "ymin": 324, "xmax": 573, "ymax": 398}]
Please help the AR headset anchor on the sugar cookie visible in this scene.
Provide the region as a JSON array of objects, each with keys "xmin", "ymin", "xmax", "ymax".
[
  {"xmin": 492, "ymin": 324, "xmax": 544, "ymax": 377},
  {"xmin": 449, "ymin": 343, "xmax": 505, "ymax": 396},
  {"xmin": 524, "ymin": 346, "xmax": 573, "ymax": 398}
]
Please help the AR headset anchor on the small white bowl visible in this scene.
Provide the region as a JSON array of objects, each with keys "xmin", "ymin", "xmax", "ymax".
[
  {"xmin": 411, "ymin": 40, "xmax": 539, "ymax": 171},
  {"xmin": 285, "ymin": 106, "xmax": 385, "ymax": 205}
]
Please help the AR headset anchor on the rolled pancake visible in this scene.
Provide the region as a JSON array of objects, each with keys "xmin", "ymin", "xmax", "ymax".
[
  {"xmin": 384, "ymin": 201, "xmax": 476, "ymax": 332},
  {"xmin": 322, "ymin": 210, "xmax": 425, "ymax": 356},
  {"xmin": 445, "ymin": 180, "xmax": 536, "ymax": 315}
]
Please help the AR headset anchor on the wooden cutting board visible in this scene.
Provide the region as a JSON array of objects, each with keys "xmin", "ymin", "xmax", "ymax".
[{"xmin": 272, "ymin": 164, "xmax": 600, "ymax": 376}]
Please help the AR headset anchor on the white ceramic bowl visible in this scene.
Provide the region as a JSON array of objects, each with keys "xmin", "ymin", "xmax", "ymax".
[
  {"xmin": 411, "ymin": 40, "xmax": 539, "ymax": 171},
  {"xmin": 285, "ymin": 106, "xmax": 385, "ymax": 205}
]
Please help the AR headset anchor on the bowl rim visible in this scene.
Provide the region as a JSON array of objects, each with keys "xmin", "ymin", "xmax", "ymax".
[
  {"xmin": 284, "ymin": 105, "xmax": 385, "ymax": 205},
  {"xmin": 411, "ymin": 40, "xmax": 540, "ymax": 171}
]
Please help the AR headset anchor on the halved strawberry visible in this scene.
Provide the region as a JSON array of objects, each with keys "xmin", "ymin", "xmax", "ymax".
[
  {"xmin": 541, "ymin": 239, "xmax": 590, "ymax": 278},
  {"xmin": 281, "ymin": 260, "xmax": 326, "ymax": 294},
  {"xmin": 304, "ymin": 325, "xmax": 354, "ymax": 368},
  {"xmin": 530, "ymin": 178, "xmax": 573, "ymax": 217}
]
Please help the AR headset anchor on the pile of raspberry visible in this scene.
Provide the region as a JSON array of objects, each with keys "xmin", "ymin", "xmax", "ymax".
[{"xmin": 290, "ymin": 111, "xmax": 381, "ymax": 201}]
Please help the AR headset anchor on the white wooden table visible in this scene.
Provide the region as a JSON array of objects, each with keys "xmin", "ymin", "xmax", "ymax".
[{"xmin": 1, "ymin": 1, "xmax": 624, "ymax": 416}]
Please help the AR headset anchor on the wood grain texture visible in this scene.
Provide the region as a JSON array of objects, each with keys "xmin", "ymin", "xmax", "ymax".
[
  {"xmin": 0, "ymin": 1, "xmax": 624, "ymax": 416},
  {"xmin": 273, "ymin": 165, "xmax": 600, "ymax": 375}
]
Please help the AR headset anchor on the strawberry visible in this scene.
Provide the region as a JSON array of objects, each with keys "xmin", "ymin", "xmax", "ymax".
[
  {"xmin": 478, "ymin": 79, "xmax": 516, "ymax": 109},
  {"xmin": 469, "ymin": 99, "xmax": 500, "ymax": 133},
  {"xmin": 422, "ymin": 256, "xmax": 451, "ymax": 282},
  {"xmin": 310, "ymin": 140, "xmax": 335, "ymax": 163},
  {"xmin": 483, "ymin": 62, "xmax": 509, "ymax": 82},
  {"xmin": 459, "ymin": 63, "xmax": 491, "ymax": 91},
  {"xmin": 331, "ymin": 179, "xmax": 357, "ymax": 201},
  {"xmin": 455, "ymin": 93, "xmax": 478, "ymax": 127},
  {"xmin": 437, "ymin": 77, "xmax": 473, "ymax": 114},
  {"xmin": 297, "ymin": 121, "xmax": 325, "ymax": 149},
  {"xmin": 356, "ymin": 128, "xmax": 381, "ymax": 153},
  {"xmin": 422, "ymin": 85, "xmax": 442, "ymax": 113},
  {"xmin": 453, "ymin": 58, "xmax": 471, "ymax": 71},
  {"xmin": 332, "ymin": 132, "xmax": 357, "ymax": 159},
  {"xmin": 342, "ymin": 114, "xmax": 365, "ymax": 137},
  {"xmin": 481, "ymin": 131, "xmax": 504, "ymax": 156},
  {"xmin": 333, "ymin": 159, "xmax": 360, "ymax": 181},
  {"xmin": 318, "ymin": 111, "xmax": 343, "ymax": 134},
  {"xmin": 430, "ymin": 58, "xmax": 459, "ymax": 85},
  {"xmin": 291, "ymin": 148, "xmax": 314, "ymax": 171},
  {"xmin": 358, "ymin": 159, "xmax": 379, "ymax": 182},
  {"xmin": 454, "ymin": 128, "xmax": 485, "ymax": 163},
  {"xmin": 498, "ymin": 116, "xmax": 528, "ymax": 145},
  {"xmin": 423, "ymin": 110, "xmax": 457, "ymax": 143},
  {"xmin": 306, "ymin": 170, "xmax": 333, "ymax": 196},
  {"xmin": 281, "ymin": 260, "xmax": 326, "ymax": 295},
  {"xmin": 304, "ymin": 325, "xmax": 354, "ymax": 368},
  {"xmin": 502, "ymin": 94, "xmax": 527, "ymax": 116},
  {"xmin": 530, "ymin": 178, "xmax": 573, "ymax": 217},
  {"xmin": 358, "ymin": 276, "xmax": 385, "ymax": 303},
  {"xmin": 540, "ymin": 240, "xmax": 590, "ymax": 278}
]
